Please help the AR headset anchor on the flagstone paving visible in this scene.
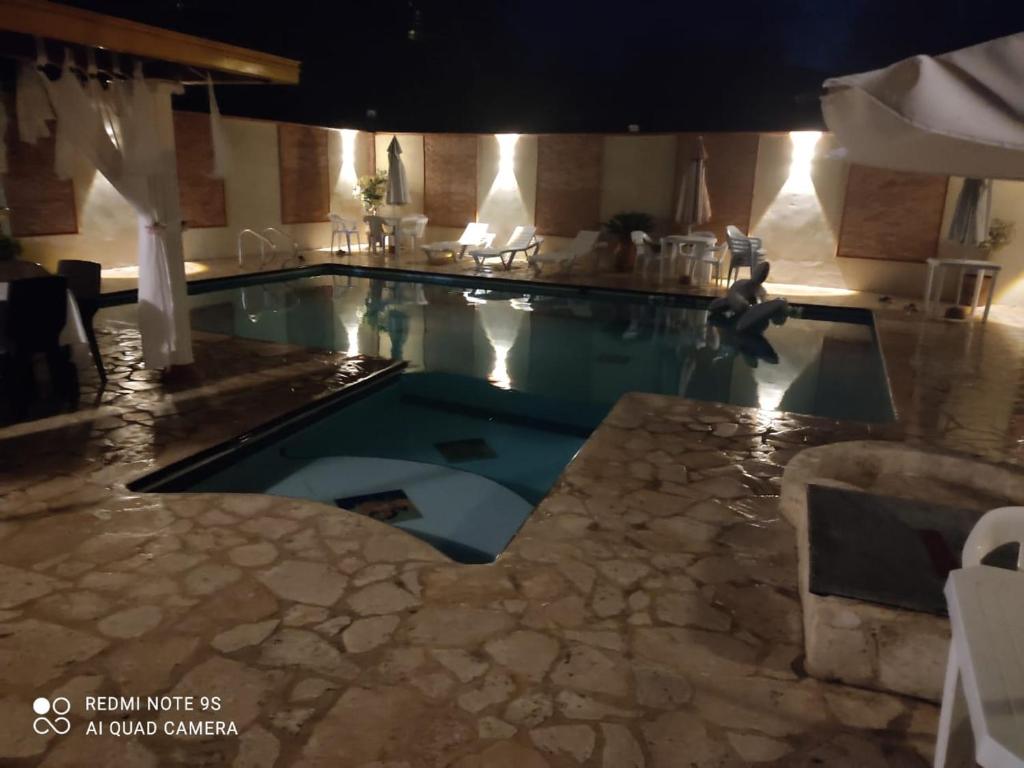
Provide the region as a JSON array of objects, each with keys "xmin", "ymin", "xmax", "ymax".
[{"xmin": 2, "ymin": 268, "xmax": 1024, "ymax": 765}]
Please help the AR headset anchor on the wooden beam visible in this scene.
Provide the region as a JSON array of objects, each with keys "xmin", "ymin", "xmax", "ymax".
[{"xmin": 0, "ymin": 0, "xmax": 300, "ymax": 84}]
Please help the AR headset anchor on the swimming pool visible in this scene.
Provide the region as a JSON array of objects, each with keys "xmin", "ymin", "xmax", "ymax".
[{"xmin": 173, "ymin": 271, "xmax": 893, "ymax": 561}]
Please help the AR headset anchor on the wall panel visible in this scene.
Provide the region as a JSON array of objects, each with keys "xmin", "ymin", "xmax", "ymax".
[
  {"xmin": 278, "ymin": 124, "xmax": 329, "ymax": 224},
  {"xmin": 3, "ymin": 121, "xmax": 77, "ymax": 237},
  {"xmin": 838, "ymin": 165, "xmax": 948, "ymax": 261},
  {"xmin": 174, "ymin": 111, "xmax": 227, "ymax": 229},
  {"xmin": 424, "ymin": 134, "xmax": 477, "ymax": 227},
  {"xmin": 535, "ymin": 134, "xmax": 603, "ymax": 236}
]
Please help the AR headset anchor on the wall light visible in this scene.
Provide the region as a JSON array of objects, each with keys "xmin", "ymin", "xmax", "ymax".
[
  {"xmin": 339, "ymin": 129, "xmax": 358, "ymax": 186},
  {"xmin": 495, "ymin": 134, "xmax": 520, "ymax": 190},
  {"xmin": 782, "ymin": 131, "xmax": 822, "ymax": 195}
]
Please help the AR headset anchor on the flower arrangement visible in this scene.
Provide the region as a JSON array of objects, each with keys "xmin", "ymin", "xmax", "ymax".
[
  {"xmin": 354, "ymin": 171, "xmax": 388, "ymax": 213},
  {"xmin": 980, "ymin": 218, "xmax": 1014, "ymax": 253}
]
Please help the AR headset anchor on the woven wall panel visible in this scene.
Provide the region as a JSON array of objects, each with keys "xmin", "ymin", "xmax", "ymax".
[
  {"xmin": 3, "ymin": 118, "xmax": 77, "ymax": 237},
  {"xmin": 535, "ymin": 134, "xmax": 603, "ymax": 236},
  {"xmin": 174, "ymin": 111, "xmax": 227, "ymax": 229},
  {"xmin": 838, "ymin": 165, "xmax": 948, "ymax": 261},
  {"xmin": 424, "ymin": 134, "xmax": 477, "ymax": 228},
  {"xmin": 278, "ymin": 123, "xmax": 330, "ymax": 224},
  {"xmin": 675, "ymin": 133, "xmax": 759, "ymax": 240}
]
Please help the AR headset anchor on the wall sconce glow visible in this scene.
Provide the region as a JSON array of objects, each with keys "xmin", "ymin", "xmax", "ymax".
[
  {"xmin": 495, "ymin": 133, "xmax": 520, "ymax": 190},
  {"xmin": 339, "ymin": 129, "xmax": 358, "ymax": 185},
  {"xmin": 782, "ymin": 131, "xmax": 822, "ymax": 195}
]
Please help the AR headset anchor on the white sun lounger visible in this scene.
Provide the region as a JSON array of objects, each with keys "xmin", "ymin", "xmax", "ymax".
[
  {"xmin": 528, "ymin": 230, "xmax": 601, "ymax": 275},
  {"xmin": 421, "ymin": 222, "xmax": 494, "ymax": 264},
  {"xmin": 470, "ymin": 225, "xmax": 540, "ymax": 270}
]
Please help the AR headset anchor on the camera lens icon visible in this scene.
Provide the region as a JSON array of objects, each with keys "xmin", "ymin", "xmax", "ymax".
[{"xmin": 32, "ymin": 697, "xmax": 71, "ymax": 736}]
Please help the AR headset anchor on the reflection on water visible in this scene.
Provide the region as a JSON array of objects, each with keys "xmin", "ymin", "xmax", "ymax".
[{"xmin": 188, "ymin": 275, "xmax": 893, "ymax": 422}]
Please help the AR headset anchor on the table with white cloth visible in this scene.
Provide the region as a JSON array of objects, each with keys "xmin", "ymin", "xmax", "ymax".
[
  {"xmin": 923, "ymin": 258, "xmax": 1002, "ymax": 322},
  {"xmin": 661, "ymin": 234, "xmax": 718, "ymax": 284},
  {"xmin": 0, "ymin": 282, "xmax": 93, "ymax": 367}
]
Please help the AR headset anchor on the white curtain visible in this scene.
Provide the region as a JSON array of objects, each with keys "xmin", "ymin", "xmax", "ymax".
[{"xmin": 37, "ymin": 62, "xmax": 193, "ymax": 369}]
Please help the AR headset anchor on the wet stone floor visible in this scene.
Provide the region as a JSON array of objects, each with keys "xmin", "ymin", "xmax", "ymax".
[{"xmin": 4, "ymin": 271, "xmax": 1024, "ymax": 765}]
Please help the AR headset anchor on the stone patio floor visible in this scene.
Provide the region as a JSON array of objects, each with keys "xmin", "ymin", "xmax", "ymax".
[{"xmin": 2, "ymin": 257, "xmax": 1023, "ymax": 766}]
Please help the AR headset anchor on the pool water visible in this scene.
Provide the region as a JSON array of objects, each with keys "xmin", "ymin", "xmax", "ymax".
[{"xmin": 182, "ymin": 273, "xmax": 893, "ymax": 561}]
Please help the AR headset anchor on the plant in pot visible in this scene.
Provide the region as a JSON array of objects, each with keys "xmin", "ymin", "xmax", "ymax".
[
  {"xmin": 353, "ymin": 170, "xmax": 388, "ymax": 215},
  {"xmin": 603, "ymin": 212, "xmax": 654, "ymax": 272},
  {"xmin": 0, "ymin": 234, "xmax": 23, "ymax": 262}
]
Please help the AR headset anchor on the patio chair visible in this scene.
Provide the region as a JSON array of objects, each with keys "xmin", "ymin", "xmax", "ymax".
[
  {"xmin": 725, "ymin": 225, "xmax": 766, "ymax": 284},
  {"xmin": 364, "ymin": 215, "xmax": 388, "ymax": 255},
  {"xmin": 0, "ymin": 275, "xmax": 78, "ymax": 416},
  {"xmin": 632, "ymin": 230, "xmax": 665, "ymax": 280},
  {"xmin": 934, "ymin": 506, "xmax": 1024, "ymax": 768},
  {"xmin": 528, "ymin": 230, "xmax": 601, "ymax": 275},
  {"xmin": 329, "ymin": 213, "xmax": 361, "ymax": 255},
  {"xmin": 396, "ymin": 214, "xmax": 429, "ymax": 254},
  {"xmin": 470, "ymin": 226, "xmax": 540, "ymax": 270},
  {"xmin": 421, "ymin": 222, "xmax": 495, "ymax": 264},
  {"xmin": 57, "ymin": 259, "xmax": 105, "ymax": 381}
]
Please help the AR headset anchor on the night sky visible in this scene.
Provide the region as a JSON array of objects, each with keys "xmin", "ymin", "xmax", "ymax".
[{"xmin": 58, "ymin": 0, "xmax": 1024, "ymax": 132}]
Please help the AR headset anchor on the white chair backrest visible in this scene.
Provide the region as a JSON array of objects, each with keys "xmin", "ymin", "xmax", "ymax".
[
  {"xmin": 399, "ymin": 215, "xmax": 428, "ymax": 237},
  {"xmin": 570, "ymin": 230, "xmax": 601, "ymax": 255},
  {"xmin": 725, "ymin": 225, "xmax": 751, "ymax": 256},
  {"xmin": 329, "ymin": 212, "xmax": 344, "ymax": 226},
  {"xmin": 460, "ymin": 222, "xmax": 491, "ymax": 246},
  {"xmin": 691, "ymin": 230, "xmax": 716, "ymax": 239},
  {"xmin": 506, "ymin": 225, "xmax": 537, "ymax": 249},
  {"xmin": 364, "ymin": 215, "xmax": 386, "ymax": 239},
  {"xmin": 963, "ymin": 506, "xmax": 1024, "ymax": 569}
]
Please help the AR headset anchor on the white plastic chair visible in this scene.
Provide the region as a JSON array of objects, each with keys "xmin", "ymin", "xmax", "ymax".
[
  {"xmin": 329, "ymin": 214, "xmax": 361, "ymax": 255},
  {"xmin": 396, "ymin": 214, "xmax": 429, "ymax": 254},
  {"xmin": 633, "ymin": 231, "xmax": 665, "ymax": 281},
  {"xmin": 363, "ymin": 215, "xmax": 387, "ymax": 255},
  {"xmin": 528, "ymin": 230, "xmax": 601, "ymax": 275},
  {"xmin": 935, "ymin": 506, "xmax": 1024, "ymax": 768},
  {"xmin": 470, "ymin": 225, "xmax": 540, "ymax": 270},
  {"xmin": 421, "ymin": 222, "xmax": 495, "ymax": 264},
  {"xmin": 725, "ymin": 225, "xmax": 766, "ymax": 284}
]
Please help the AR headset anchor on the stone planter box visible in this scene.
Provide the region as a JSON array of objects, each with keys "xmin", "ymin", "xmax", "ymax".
[{"xmin": 781, "ymin": 440, "xmax": 1024, "ymax": 701}]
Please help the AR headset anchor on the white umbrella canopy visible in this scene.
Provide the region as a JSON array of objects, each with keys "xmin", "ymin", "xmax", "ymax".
[
  {"xmin": 385, "ymin": 135, "xmax": 409, "ymax": 206},
  {"xmin": 675, "ymin": 136, "xmax": 712, "ymax": 232},
  {"xmin": 821, "ymin": 32, "xmax": 1024, "ymax": 179}
]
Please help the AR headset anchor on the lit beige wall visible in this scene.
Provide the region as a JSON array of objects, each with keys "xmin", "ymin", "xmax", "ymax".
[
  {"xmin": 477, "ymin": 134, "xmax": 539, "ymax": 246},
  {"xmin": 750, "ymin": 132, "xmax": 848, "ymax": 288},
  {"xmin": 599, "ymin": 135, "xmax": 678, "ymax": 226}
]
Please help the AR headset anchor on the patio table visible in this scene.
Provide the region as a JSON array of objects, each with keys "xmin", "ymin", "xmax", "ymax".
[
  {"xmin": 924, "ymin": 258, "xmax": 1002, "ymax": 322},
  {"xmin": 0, "ymin": 281, "xmax": 92, "ymax": 366},
  {"xmin": 661, "ymin": 234, "xmax": 718, "ymax": 283}
]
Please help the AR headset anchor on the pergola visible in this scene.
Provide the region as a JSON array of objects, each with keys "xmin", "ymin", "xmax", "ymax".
[{"xmin": 0, "ymin": 0, "xmax": 300, "ymax": 370}]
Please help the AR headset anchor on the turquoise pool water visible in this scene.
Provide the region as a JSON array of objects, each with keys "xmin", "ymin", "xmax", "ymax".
[{"xmin": 182, "ymin": 273, "xmax": 892, "ymax": 561}]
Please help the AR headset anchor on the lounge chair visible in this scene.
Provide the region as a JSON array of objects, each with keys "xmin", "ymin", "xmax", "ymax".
[
  {"xmin": 470, "ymin": 226, "xmax": 540, "ymax": 270},
  {"xmin": 528, "ymin": 230, "xmax": 601, "ymax": 275},
  {"xmin": 421, "ymin": 222, "xmax": 495, "ymax": 264}
]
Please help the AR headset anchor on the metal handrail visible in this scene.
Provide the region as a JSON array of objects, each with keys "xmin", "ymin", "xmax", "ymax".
[
  {"xmin": 261, "ymin": 227, "xmax": 301, "ymax": 259},
  {"xmin": 237, "ymin": 229, "xmax": 275, "ymax": 267}
]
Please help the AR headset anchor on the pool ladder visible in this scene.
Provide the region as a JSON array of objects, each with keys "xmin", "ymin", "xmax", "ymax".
[{"xmin": 237, "ymin": 228, "xmax": 304, "ymax": 268}]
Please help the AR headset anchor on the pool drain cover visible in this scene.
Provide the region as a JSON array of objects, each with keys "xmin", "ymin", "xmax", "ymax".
[{"xmin": 434, "ymin": 438, "xmax": 497, "ymax": 462}]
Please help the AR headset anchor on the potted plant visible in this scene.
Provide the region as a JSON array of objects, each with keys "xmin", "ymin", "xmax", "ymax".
[
  {"xmin": 354, "ymin": 170, "xmax": 388, "ymax": 215},
  {"xmin": 603, "ymin": 212, "xmax": 654, "ymax": 272},
  {"xmin": 0, "ymin": 233, "xmax": 23, "ymax": 262}
]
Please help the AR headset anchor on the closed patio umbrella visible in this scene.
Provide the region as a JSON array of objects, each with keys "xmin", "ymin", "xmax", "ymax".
[
  {"xmin": 821, "ymin": 32, "xmax": 1024, "ymax": 179},
  {"xmin": 675, "ymin": 136, "xmax": 712, "ymax": 233},
  {"xmin": 385, "ymin": 135, "xmax": 409, "ymax": 206},
  {"xmin": 947, "ymin": 178, "xmax": 992, "ymax": 246}
]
